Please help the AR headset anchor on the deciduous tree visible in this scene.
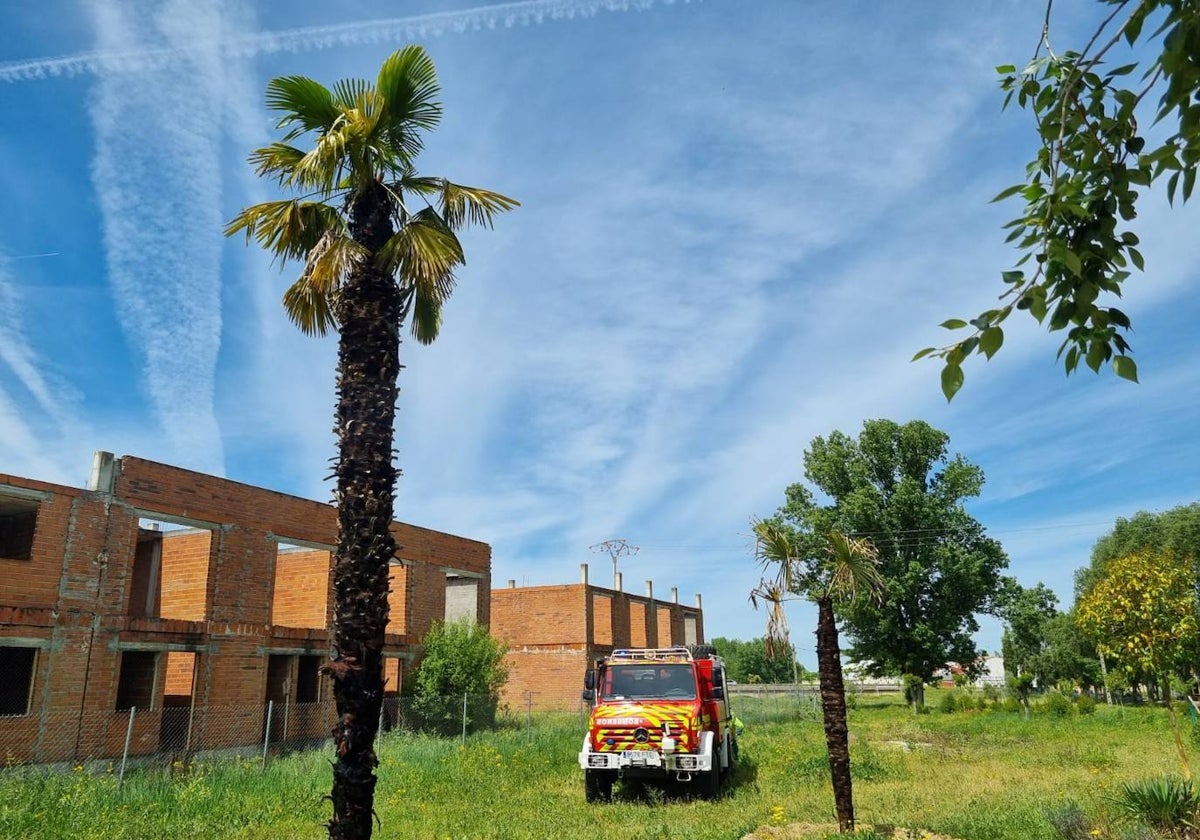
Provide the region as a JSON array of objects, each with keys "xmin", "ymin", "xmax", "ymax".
[
  {"xmin": 778, "ymin": 419, "xmax": 1009, "ymax": 707},
  {"xmin": 918, "ymin": 1, "xmax": 1200, "ymax": 398}
]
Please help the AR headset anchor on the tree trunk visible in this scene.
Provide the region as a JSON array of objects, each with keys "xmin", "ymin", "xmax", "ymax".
[
  {"xmin": 326, "ymin": 182, "xmax": 401, "ymax": 840},
  {"xmin": 815, "ymin": 596, "xmax": 854, "ymax": 833}
]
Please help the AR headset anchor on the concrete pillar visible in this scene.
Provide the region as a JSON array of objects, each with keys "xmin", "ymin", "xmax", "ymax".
[
  {"xmin": 580, "ymin": 563, "xmax": 589, "ymax": 585},
  {"xmin": 645, "ymin": 580, "xmax": 653, "ymax": 600},
  {"xmin": 507, "ymin": 579, "xmax": 516, "ymax": 588},
  {"xmin": 671, "ymin": 586, "xmax": 678, "ymax": 603},
  {"xmin": 615, "ymin": 572, "xmax": 623, "ymax": 592},
  {"xmin": 89, "ymin": 451, "xmax": 117, "ymax": 493},
  {"xmin": 695, "ymin": 593, "xmax": 703, "ymax": 610}
]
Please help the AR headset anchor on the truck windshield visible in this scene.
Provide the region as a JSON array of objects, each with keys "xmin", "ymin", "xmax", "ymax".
[{"xmin": 601, "ymin": 664, "xmax": 696, "ymax": 701}]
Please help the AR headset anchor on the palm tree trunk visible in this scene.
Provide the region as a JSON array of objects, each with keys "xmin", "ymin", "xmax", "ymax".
[
  {"xmin": 816, "ymin": 595, "xmax": 855, "ymax": 834},
  {"xmin": 327, "ymin": 182, "xmax": 401, "ymax": 840}
]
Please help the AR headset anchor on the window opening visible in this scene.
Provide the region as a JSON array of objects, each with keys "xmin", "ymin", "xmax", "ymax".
[{"xmin": 0, "ymin": 647, "xmax": 37, "ymax": 715}]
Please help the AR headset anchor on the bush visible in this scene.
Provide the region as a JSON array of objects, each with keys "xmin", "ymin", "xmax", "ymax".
[
  {"xmin": 1112, "ymin": 775, "xmax": 1200, "ymax": 832},
  {"xmin": 982, "ymin": 684, "xmax": 1001, "ymax": 703},
  {"xmin": 939, "ymin": 691, "xmax": 957, "ymax": 714},
  {"xmin": 412, "ymin": 619, "xmax": 508, "ymax": 736},
  {"xmin": 1000, "ymin": 697, "xmax": 1022, "ymax": 713},
  {"xmin": 1043, "ymin": 691, "xmax": 1074, "ymax": 718},
  {"xmin": 1075, "ymin": 694, "xmax": 1096, "ymax": 715},
  {"xmin": 1043, "ymin": 800, "xmax": 1094, "ymax": 840}
]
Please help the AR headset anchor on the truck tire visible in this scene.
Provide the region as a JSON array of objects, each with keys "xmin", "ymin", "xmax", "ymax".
[
  {"xmin": 688, "ymin": 644, "xmax": 717, "ymax": 659},
  {"xmin": 584, "ymin": 769, "xmax": 614, "ymax": 803},
  {"xmin": 698, "ymin": 767, "xmax": 722, "ymax": 800}
]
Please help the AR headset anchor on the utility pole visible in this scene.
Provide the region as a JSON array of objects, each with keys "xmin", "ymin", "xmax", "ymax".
[{"xmin": 589, "ymin": 539, "xmax": 639, "ymax": 589}]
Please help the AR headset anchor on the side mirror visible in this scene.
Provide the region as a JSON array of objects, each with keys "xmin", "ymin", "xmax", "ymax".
[
  {"xmin": 581, "ymin": 689, "xmax": 596, "ymax": 704},
  {"xmin": 584, "ymin": 669, "xmax": 596, "ymax": 691},
  {"xmin": 711, "ymin": 685, "xmax": 725, "ymax": 701}
]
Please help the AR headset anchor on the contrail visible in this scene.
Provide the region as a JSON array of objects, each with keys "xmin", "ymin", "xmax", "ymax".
[
  {"xmin": 0, "ymin": 0, "xmax": 694, "ymax": 83},
  {"xmin": 0, "ymin": 252, "xmax": 60, "ymax": 261}
]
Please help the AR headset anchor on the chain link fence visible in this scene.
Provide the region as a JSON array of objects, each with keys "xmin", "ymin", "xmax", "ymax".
[{"xmin": 0, "ymin": 683, "xmax": 873, "ymax": 779}]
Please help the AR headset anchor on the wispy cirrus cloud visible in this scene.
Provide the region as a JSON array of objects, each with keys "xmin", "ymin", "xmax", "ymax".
[{"xmin": 87, "ymin": 0, "xmax": 245, "ymax": 474}]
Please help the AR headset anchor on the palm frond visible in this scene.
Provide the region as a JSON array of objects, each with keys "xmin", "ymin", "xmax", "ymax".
[
  {"xmin": 331, "ymin": 78, "xmax": 371, "ymax": 110},
  {"xmin": 247, "ymin": 142, "xmax": 307, "ymax": 185},
  {"xmin": 410, "ymin": 287, "xmax": 443, "ymax": 345},
  {"xmin": 302, "ymin": 230, "xmax": 367, "ymax": 297},
  {"xmin": 291, "ymin": 121, "xmax": 351, "ymax": 193},
  {"xmin": 438, "ymin": 181, "xmax": 520, "ymax": 230},
  {"xmin": 376, "ymin": 46, "xmax": 442, "ymax": 157},
  {"xmin": 282, "ymin": 276, "xmax": 338, "ymax": 337},
  {"xmin": 265, "ymin": 76, "xmax": 339, "ymax": 138},
  {"xmin": 824, "ymin": 530, "xmax": 883, "ymax": 603},
  {"xmin": 224, "ymin": 200, "xmax": 341, "ymax": 264},
  {"xmin": 376, "ymin": 208, "xmax": 464, "ymax": 299},
  {"xmin": 748, "ymin": 581, "xmax": 793, "ymax": 662}
]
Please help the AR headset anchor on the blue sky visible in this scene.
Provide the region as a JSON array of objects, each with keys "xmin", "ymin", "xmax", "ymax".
[{"xmin": 2, "ymin": 0, "xmax": 1198, "ymax": 670}]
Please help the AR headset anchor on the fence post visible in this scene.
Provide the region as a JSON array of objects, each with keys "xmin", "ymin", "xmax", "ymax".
[
  {"xmin": 262, "ymin": 700, "xmax": 274, "ymax": 771},
  {"xmin": 118, "ymin": 706, "xmax": 136, "ymax": 788},
  {"xmin": 461, "ymin": 692, "xmax": 468, "ymax": 744},
  {"xmin": 526, "ymin": 692, "xmax": 533, "ymax": 743},
  {"xmin": 378, "ymin": 699, "xmax": 385, "ymax": 742}
]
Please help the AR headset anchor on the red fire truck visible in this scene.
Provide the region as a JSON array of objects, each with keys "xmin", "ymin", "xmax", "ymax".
[{"xmin": 578, "ymin": 646, "xmax": 738, "ymax": 801}]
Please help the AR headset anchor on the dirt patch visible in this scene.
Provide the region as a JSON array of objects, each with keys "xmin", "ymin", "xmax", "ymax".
[{"xmin": 742, "ymin": 824, "xmax": 962, "ymax": 840}]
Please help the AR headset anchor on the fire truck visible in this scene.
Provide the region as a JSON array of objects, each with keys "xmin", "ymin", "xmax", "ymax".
[{"xmin": 578, "ymin": 645, "xmax": 738, "ymax": 801}]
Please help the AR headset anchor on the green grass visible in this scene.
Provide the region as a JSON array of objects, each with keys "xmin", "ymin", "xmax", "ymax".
[{"xmin": 0, "ymin": 693, "xmax": 1187, "ymax": 840}]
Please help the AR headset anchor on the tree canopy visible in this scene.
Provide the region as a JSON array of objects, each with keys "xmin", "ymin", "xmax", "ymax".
[
  {"xmin": 919, "ymin": 1, "xmax": 1200, "ymax": 398},
  {"xmin": 710, "ymin": 636, "xmax": 809, "ymax": 684},
  {"xmin": 777, "ymin": 419, "xmax": 1010, "ymax": 691}
]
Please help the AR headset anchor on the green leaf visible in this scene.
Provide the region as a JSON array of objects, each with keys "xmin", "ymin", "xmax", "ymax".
[
  {"xmin": 1030, "ymin": 294, "xmax": 1048, "ymax": 323},
  {"xmin": 1113, "ymin": 356, "xmax": 1139, "ymax": 383},
  {"xmin": 995, "ymin": 64, "xmax": 1017, "ymax": 75},
  {"xmin": 940, "ymin": 319, "xmax": 969, "ymax": 330},
  {"xmin": 1061, "ymin": 248, "xmax": 1082, "ymax": 276},
  {"xmin": 980, "ymin": 327, "xmax": 1004, "ymax": 360},
  {"xmin": 1184, "ymin": 168, "xmax": 1196, "ymax": 203},
  {"xmin": 1001, "ymin": 270, "xmax": 1024, "ymax": 284},
  {"xmin": 1085, "ymin": 340, "xmax": 1105, "ymax": 373},
  {"xmin": 941, "ymin": 363, "xmax": 965, "ymax": 402},
  {"xmin": 912, "ymin": 347, "xmax": 937, "ymax": 362},
  {"xmin": 990, "ymin": 184, "xmax": 1025, "ymax": 203}
]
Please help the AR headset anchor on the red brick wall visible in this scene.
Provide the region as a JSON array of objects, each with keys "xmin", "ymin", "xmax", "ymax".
[
  {"xmin": 159, "ymin": 531, "xmax": 211, "ymax": 622},
  {"xmin": 500, "ymin": 648, "xmax": 588, "ymax": 711},
  {"xmin": 491, "ymin": 586, "xmax": 586, "ymax": 646},
  {"xmin": 0, "ymin": 455, "xmax": 492, "ymax": 760},
  {"xmin": 272, "ymin": 548, "xmax": 331, "ymax": 629}
]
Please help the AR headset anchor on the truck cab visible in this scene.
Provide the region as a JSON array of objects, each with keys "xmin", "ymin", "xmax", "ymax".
[{"xmin": 578, "ymin": 646, "xmax": 737, "ymax": 801}]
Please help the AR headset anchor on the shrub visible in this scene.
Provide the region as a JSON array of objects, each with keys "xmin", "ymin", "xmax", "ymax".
[
  {"xmin": 939, "ymin": 691, "xmax": 957, "ymax": 714},
  {"xmin": 1000, "ymin": 697, "xmax": 1022, "ymax": 713},
  {"xmin": 1076, "ymin": 694, "xmax": 1096, "ymax": 715},
  {"xmin": 1043, "ymin": 800, "xmax": 1094, "ymax": 840},
  {"xmin": 1043, "ymin": 691, "xmax": 1074, "ymax": 718},
  {"xmin": 982, "ymin": 683, "xmax": 1000, "ymax": 703},
  {"xmin": 412, "ymin": 619, "xmax": 508, "ymax": 736},
  {"xmin": 1112, "ymin": 775, "xmax": 1200, "ymax": 832}
]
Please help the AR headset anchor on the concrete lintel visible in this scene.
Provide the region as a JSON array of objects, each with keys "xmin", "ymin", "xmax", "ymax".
[
  {"xmin": 112, "ymin": 640, "xmax": 210, "ymax": 654},
  {"xmin": 0, "ymin": 636, "xmax": 54, "ymax": 649},
  {"xmin": 266, "ymin": 533, "xmax": 335, "ymax": 552},
  {"xmin": 257, "ymin": 645, "xmax": 328, "ymax": 657},
  {"xmin": 0, "ymin": 484, "xmax": 52, "ymax": 503},
  {"xmin": 133, "ymin": 508, "xmax": 225, "ymax": 532},
  {"xmin": 439, "ymin": 567, "xmax": 485, "ymax": 579}
]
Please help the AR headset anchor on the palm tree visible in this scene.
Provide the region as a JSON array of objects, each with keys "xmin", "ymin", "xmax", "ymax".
[
  {"xmin": 226, "ymin": 46, "xmax": 516, "ymax": 840},
  {"xmin": 751, "ymin": 521, "xmax": 882, "ymax": 834}
]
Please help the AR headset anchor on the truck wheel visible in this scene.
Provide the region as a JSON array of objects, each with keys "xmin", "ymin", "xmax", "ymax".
[
  {"xmin": 584, "ymin": 770, "xmax": 614, "ymax": 803},
  {"xmin": 699, "ymin": 767, "xmax": 722, "ymax": 800},
  {"xmin": 688, "ymin": 644, "xmax": 717, "ymax": 659}
]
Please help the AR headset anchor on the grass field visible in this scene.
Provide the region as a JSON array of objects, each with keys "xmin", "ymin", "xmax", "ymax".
[{"xmin": 0, "ymin": 692, "xmax": 1187, "ymax": 840}]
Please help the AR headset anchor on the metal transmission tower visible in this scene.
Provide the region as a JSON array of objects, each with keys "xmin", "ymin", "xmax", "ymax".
[{"xmin": 589, "ymin": 539, "xmax": 639, "ymax": 590}]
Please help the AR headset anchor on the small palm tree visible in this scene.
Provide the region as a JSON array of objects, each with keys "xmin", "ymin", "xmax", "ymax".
[
  {"xmin": 751, "ymin": 521, "xmax": 882, "ymax": 834},
  {"xmin": 227, "ymin": 46, "xmax": 516, "ymax": 840}
]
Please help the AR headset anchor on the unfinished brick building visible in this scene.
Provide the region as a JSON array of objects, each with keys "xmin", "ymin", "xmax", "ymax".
[
  {"xmin": 491, "ymin": 566, "xmax": 705, "ymax": 711},
  {"xmin": 0, "ymin": 452, "xmax": 489, "ymax": 763}
]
